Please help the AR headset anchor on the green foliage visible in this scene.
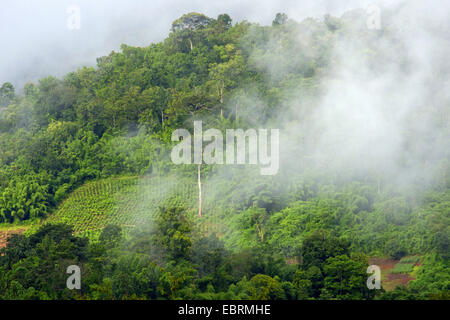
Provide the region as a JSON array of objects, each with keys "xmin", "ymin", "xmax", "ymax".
[
  {"xmin": 0, "ymin": 10, "xmax": 448, "ymax": 300},
  {"xmin": 0, "ymin": 82, "xmax": 15, "ymax": 107},
  {"xmin": 391, "ymin": 263, "xmax": 415, "ymax": 274},
  {"xmin": 301, "ymin": 231, "xmax": 350, "ymax": 270},
  {"xmin": 322, "ymin": 255, "xmax": 371, "ymax": 300},
  {"xmin": 99, "ymin": 224, "xmax": 122, "ymax": 249},
  {"xmin": 0, "ymin": 176, "xmax": 50, "ymax": 223},
  {"xmin": 385, "ymin": 238, "xmax": 407, "ymax": 260},
  {"xmin": 272, "ymin": 13, "xmax": 288, "ymax": 26},
  {"xmin": 399, "ymin": 256, "xmax": 420, "ymax": 264},
  {"xmin": 0, "ymin": 223, "xmax": 88, "ymax": 299},
  {"xmin": 155, "ymin": 205, "xmax": 192, "ymax": 260},
  {"xmin": 248, "ymin": 274, "xmax": 285, "ymax": 300}
]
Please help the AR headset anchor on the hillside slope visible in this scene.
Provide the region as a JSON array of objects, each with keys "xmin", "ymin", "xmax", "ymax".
[{"xmin": 37, "ymin": 175, "xmax": 225, "ymax": 240}]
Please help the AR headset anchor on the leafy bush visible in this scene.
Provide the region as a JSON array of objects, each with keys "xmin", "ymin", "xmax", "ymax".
[
  {"xmin": 399, "ymin": 256, "xmax": 420, "ymax": 264},
  {"xmin": 391, "ymin": 263, "xmax": 415, "ymax": 274}
]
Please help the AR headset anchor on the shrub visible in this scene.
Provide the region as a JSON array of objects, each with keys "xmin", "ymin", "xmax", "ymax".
[{"xmin": 391, "ymin": 263, "xmax": 415, "ymax": 274}]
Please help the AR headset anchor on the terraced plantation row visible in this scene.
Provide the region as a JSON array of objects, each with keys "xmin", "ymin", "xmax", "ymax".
[{"xmin": 41, "ymin": 176, "xmax": 228, "ymax": 240}]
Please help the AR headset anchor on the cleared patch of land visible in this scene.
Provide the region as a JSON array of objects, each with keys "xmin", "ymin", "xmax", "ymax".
[
  {"xmin": 370, "ymin": 256, "xmax": 421, "ymax": 291},
  {"xmin": 0, "ymin": 228, "xmax": 27, "ymax": 249}
]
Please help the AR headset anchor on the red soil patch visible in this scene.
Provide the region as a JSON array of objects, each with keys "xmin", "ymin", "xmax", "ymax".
[
  {"xmin": 386, "ymin": 273, "xmax": 415, "ymax": 289},
  {"xmin": 369, "ymin": 257, "xmax": 418, "ymax": 291},
  {"xmin": 0, "ymin": 228, "xmax": 26, "ymax": 250},
  {"xmin": 388, "ymin": 272, "xmax": 414, "ymax": 282},
  {"xmin": 369, "ymin": 258, "xmax": 397, "ymax": 270}
]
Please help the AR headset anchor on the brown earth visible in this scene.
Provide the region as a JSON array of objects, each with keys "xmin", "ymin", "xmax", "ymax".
[
  {"xmin": 0, "ymin": 228, "xmax": 26, "ymax": 250},
  {"xmin": 369, "ymin": 257, "xmax": 398, "ymax": 270},
  {"xmin": 388, "ymin": 273, "xmax": 414, "ymax": 284},
  {"xmin": 369, "ymin": 257, "xmax": 418, "ymax": 291}
]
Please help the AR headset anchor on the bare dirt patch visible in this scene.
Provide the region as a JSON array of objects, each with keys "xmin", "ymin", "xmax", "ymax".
[
  {"xmin": 369, "ymin": 257, "xmax": 418, "ymax": 291},
  {"xmin": 370, "ymin": 257, "xmax": 397, "ymax": 269},
  {"xmin": 0, "ymin": 228, "xmax": 27, "ymax": 250}
]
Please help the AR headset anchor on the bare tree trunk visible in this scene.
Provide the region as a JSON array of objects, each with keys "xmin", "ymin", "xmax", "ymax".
[
  {"xmin": 161, "ymin": 110, "xmax": 164, "ymax": 127},
  {"xmin": 217, "ymin": 82, "xmax": 224, "ymax": 117},
  {"xmin": 255, "ymin": 221, "xmax": 264, "ymax": 241},
  {"xmin": 189, "ymin": 36, "xmax": 194, "ymax": 51},
  {"xmin": 220, "ymin": 82, "xmax": 224, "ymax": 104},
  {"xmin": 220, "ymin": 83, "xmax": 224, "ymax": 117},
  {"xmin": 198, "ymin": 164, "xmax": 202, "ymax": 218}
]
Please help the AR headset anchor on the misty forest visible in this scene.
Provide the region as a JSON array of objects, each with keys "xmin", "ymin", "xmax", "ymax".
[{"xmin": 0, "ymin": 9, "xmax": 449, "ymax": 300}]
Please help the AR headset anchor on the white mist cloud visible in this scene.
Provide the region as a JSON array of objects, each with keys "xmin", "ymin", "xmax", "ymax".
[
  {"xmin": 285, "ymin": 1, "xmax": 450, "ymax": 188},
  {"xmin": 223, "ymin": 0, "xmax": 450, "ymax": 190},
  {"xmin": 1, "ymin": 0, "xmax": 406, "ymax": 89},
  {"xmin": 2, "ymin": 0, "xmax": 448, "ymax": 190}
]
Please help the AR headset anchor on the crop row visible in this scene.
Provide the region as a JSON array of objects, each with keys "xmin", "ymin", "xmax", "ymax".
[{"xmin": 44, "ymin": 176, "xmax": 228, "ymax": 240}]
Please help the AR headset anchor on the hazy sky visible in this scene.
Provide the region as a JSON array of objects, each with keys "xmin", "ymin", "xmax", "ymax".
[{"xmin": 1, "ymin": 0, "xmax": 400, "ymax": 89}]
